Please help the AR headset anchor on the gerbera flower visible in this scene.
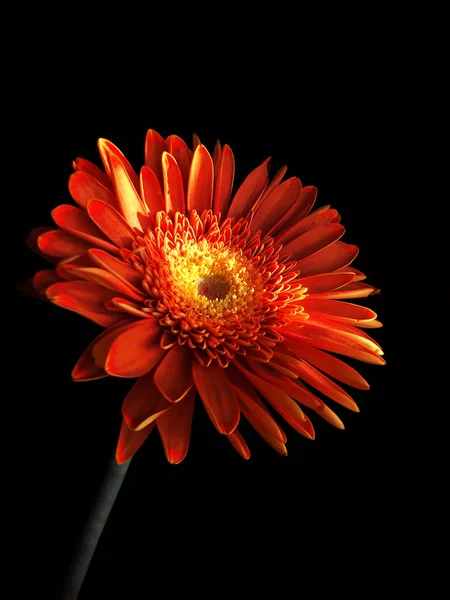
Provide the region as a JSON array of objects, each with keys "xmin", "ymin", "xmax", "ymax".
[{"xmin": 25, "ymin": 130, "xmax": 384, "ymax": 465}]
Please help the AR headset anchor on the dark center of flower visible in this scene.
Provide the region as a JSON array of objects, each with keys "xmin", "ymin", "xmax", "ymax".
[{"xmin": 196, "ymin": 276, "xmax": 230, "ymax": 301}]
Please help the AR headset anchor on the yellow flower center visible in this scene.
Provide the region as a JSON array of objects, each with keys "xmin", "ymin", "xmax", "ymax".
[{"xmin": 165, "ymin": 238, "xmax": 263, "ymax": 318}]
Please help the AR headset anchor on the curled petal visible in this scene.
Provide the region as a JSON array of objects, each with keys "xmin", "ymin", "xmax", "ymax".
[{"xmin": 227, "ymin": 429, "xmax": 251, "ymax": 460}]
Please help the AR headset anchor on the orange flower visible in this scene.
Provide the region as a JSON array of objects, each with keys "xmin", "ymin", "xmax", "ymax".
[{"xmin": 26, "ymin": 130, "xmax": 384, "ymax": 464}]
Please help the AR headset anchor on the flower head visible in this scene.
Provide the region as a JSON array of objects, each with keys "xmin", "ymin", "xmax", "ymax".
[{"xmin": 26, "ymin": 130, "xmax": 384, "ymax": 464}]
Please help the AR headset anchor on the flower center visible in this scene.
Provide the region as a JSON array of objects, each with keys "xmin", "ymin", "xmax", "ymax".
[{"xmin": 196, "ymin": 276, "xmax": 230, "ymax": 300}]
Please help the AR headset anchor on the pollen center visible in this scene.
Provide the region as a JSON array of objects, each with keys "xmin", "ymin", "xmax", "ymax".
[{"xmin": 196, "ymin": 276, "xmax": 230, "ymax": 300}]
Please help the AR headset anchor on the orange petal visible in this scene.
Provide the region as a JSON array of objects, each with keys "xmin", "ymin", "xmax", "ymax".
[
  {"xmin": 294, "ymin": 340, "xmax": 370, "ymax": 390},
  {"xmin": 213, "ymin": 144, "xmax": 235, "ymax": 216},
  {"xmin": 37, "ymin": 229, "xmax": 93, "ymax": 258},
  {"xmin": 335, "ymin": 267, "xmax": 367, "ymax": 282},
  {"xmin": 283, "ymin": 224, "xmax": 345, "ymax": 262},
  {"xmin": 61, "ymin": 266, "xmax": 145, "ymax": 302},
  {"xmin": 235, "ymin": 363, "xmax": 313, "ymax": 440},
  {"xmin": 302, "ymin": 299, "xmax": 377, "ymax": 324},
  {"xmin": 156, "ymin": 388, "xmax": 196, "ymax": 464},
  {"xmin": 153, "ymin": 343, "xmax": 193, "ymax": 402},
  {"xmin": 187, "ymin": 144, "xmax": 214, "ymax": 214},
  {"xmin": 144, "ymin": 129, "xmax": 167, "ymax": 188},
  {"xmin": 33, "ymin": 269, "xmax": 61, "ymax": 294},
  {"xmin": 140, "ymin": 166, "xmax": 165, "ymax": 213},
  {"xmin": 212, "ymin": 139, "xmax": 222, "ymax": 167},
  {"xmin": 122, "ymin": 369, "xmax": 172, "ymax": 431},
  {"xmin": 86, "ymin": 199, "xmax": 135, "ymax": 249},
  {"xmin": 250, "ymin": 177, "xmax": 302, "ymax": 236},
  {"xmin": 305, "ymin": 316, "xmax": 383, "ymax": 355},
  {"xmin": 72, "ymin": 157, "xmax": 114, "ymax": 191},
  {"xmin": 98, "ymin": 138, "xmax": 140, "ymax": 190},
  {"xmin": 312, "ymin": 282, "xmax": 379, "ymax": 300},
  {"xmin": 71, "ymin": 319, "xmax": 133, "ymax": 381},
  {"xmin": 105, "ymin": 318, "xmax": 165, "ymax": 378},
  {"xmin": 51, "ymin": 204, "xmax": 119, "ymax": 255},
  {"xmin": 88, "ymin": 248, "xmax": 144, "ymax": 291},
  {"xmin": 108, "ymin": 154, "xmax": 147, "ymax": 230},
  {"xmin": 68, "ymin": 171, "xmax": 118, "ymax": 210},
  {"xmin": 162, "ymin": 152, "xmax": 186, "ymax": 214},
  {"xmin": 192, "ymin": 133, "xmax": 201, "ymax": 150},
  {"xmin": 192, "ymin": 360, "xmax": 240, "ymax": 434},
  {"xmin": 227, "ymin": 429, "xmax": 251, "ymax": 459},
  {"xmin": 166, "ymin": 135, "xmax": 192, "ymax": 191},
  {"xmin": 46, "ymin": 281, "xmax": 123, "ymax": 327},
  {"xmin": 107, "ymin": 297, "xmax": 153, "ymax": 319},
  {"xmin": 276, "ymin": 202, "xmax": 334, "ymax": 246},
  {"xmin": 257, "ymin": 165, "xmax": 288, "ymax": 205},
  {"xmin": 271, "ymin": 185, "xmax": 318, "ymax": 238},
  {"xmin": 116, "ymin": 420, "xmax": 155, "ymax": 464},
  {"xmin": 299, "ymin": 272, "xmax": 355, "ymax": 294},
  {"xmin": 296, "ymin": 242, "xmax": 359, "ymax": 278},
  {"xmin": 26, "ymin": 226, "xmax": 58, "ymax": 263},
  {"xmin": 227, "ymin": 158, "xmax": 270, "ymax": 219}
]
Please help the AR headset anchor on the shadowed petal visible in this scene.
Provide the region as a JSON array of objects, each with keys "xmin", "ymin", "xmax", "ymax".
[
  {"xmin": 87, "ymin": 199, "xmax": 135, "ymax": 249},
  {"xmin": 250, "ymin": 177, "xmax": 302, "ymax": 236},
  {"xmin": 192, "ymin": 360, "xmax": 240, "ymax": 434},
  {"xmin": 162, "ymin": 152, "xmax": 186, "ymax": 214},
  {"xmin": 166, "ymin": 135, "xmax": 192, "ymax": 191},
  {"xmin": 271, "ymin": 185, "xmax": 318, "ymax": 239},
  {"xmin": 144, "ymin": 129, "xmax": 167, "ymax": 187},
  {"xmin": 61, "ymin": 266, "xmax": 145, "ymax": 302},
  {"xmin": 227, "ymin": 429, "xmax": 251, "ymax": 459},
  {"xmin": 227, "ymin": 158, "xmax": 270, "ymax": 219},
  {"xmin": 213, "ymin": 144, "xmax": 235, "ymax": 216},
  {"xmin": 108, "ymin": 154, "xmax": 147, "ymax": 230},
  {"xmin": 283, "ymin": 224, "xmax": 345, "ymax": 262},
  {"xmin": 258, "ymin": 165, "xmax": 288, "ymax": 205},
  {"xmin": 68, "ymin": 171, "xmax": 118, "ymax": 210},
  {"xmin": 154, "ymin": 343, "xmax": 193, "ymax": 402},
  {"xmin": 302, "ymin": 299, "xmax": 377, "ymax": 324},
  {"xmin": 296, "ymin": 242, "xmax": 359, "ymax": 277},
  {"xmin": 156, "ymin": 388, "xmax": 196, "ymax": 464},
  {"xmin": 299, "ymin": 272, "xmax": 355, "ymax": 294},
  {"xmin": 140, "ymin": 166, "xmax": 165, "ymax": 213},
  {"xmin": 187, "ymin": 145, "xmax": 214, "ymax": 214},
  {"xmin": 73, "ymin": 157, "xmax": 113, "ymax": 191},
  {"xmin": 312, "ymin": 281, "xmax": 379, "ymax": 299},
  {"xmin": 122, "ymin": 369, "xmax": 172, "ymax": 430},
  {"xmin": 116, "ymin": 420, "xmax": 155, "ymax": 464},
  {"xmin": 38, "ymin": 229, "xmax": 93, "ymax": 258},
  {"xmin": 88, "ymin": 249, "xmax": 144, "ymax": 291},
  {"xmin": 98, "ymin": 138, "xmax": 139, "ymax": 190}
]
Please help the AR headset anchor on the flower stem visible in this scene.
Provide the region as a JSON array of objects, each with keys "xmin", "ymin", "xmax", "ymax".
[{"xmin": 61, "ymin": 454, "xmax": 131, "ymax": 599}]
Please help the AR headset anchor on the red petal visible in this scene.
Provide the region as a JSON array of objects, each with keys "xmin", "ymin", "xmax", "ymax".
[
  {"xmin": 227, "ymin": 158, "xmax": 270, "ymax": 219},
  {"xmin": 33, "ymin": 269, "xmax": 61, "ymax": 294},
  {"xmin": 68, "ymin": 171, "xmax": 118, "ymax": 210},
  {"xmin": 257, "ymin": 165, "xmax": 288, "ymax": 205},
  {"xmin": 73, "ymin": 157, "xmax": 113, "ymax": 191},
  {"xmin": 305, "ymin": 316, "xmax": 383, "ymax": 355},
  {"xmin": 192, "ymin": 133, "xmax": 201, "ymax": 150},
  {"xmin": 61, "ymin": 266, "xmax": 145, "ymax": 302},
  {"xmin": 299, "ymin": 272, "xmax": 355, "ymax": 294},
  {"xmin": 250, "ymin": 177, "xmax": 302, "ymax": 236},
  {"xmin": 156, "ymin": 388, "xmax": 196, "ymax": 464},
  {"xmin": 88, "ymin": 248, "xmax": 144, "ymax": 291},
  {"xmin": 87, "ymin": 199, "xmax": 135, "ymax": 249},
  {"xmin": 271, "ymin": 185, "xmax": 318, "ymax": 239},
  {"xmin": 108, "ymin": 154, "xmax": 147, "ymax": 230},
  {"xmin": 105, "ymin": 318, "xmax": 165, "ymax": 377},
  {"xmin": 312, "ymin": 281, "xmax": 379, "ymax": 299},
  {"xmin": 98, "ymin": 138, "xmax": 139, "ymax": 190},
  {"xmin": 46, "ymin": 281, "xmax": 124, "ymax": 327},
  {"xmin": 140, "ymin": 166, "xmax": 165, "ymax": 213},
  {"xmin": 283, "ymin": 224, "xmax": 345, "ymax": 262},
  {"xmin": 336, "ymin": 267, "xmax": 367, "ymax": 282},
  {"xmin": 213, "ymin": 144, "xmax": 235, "ymax": 216},
  {"xmin": 187, "ymin": 144, "xmax": 214, "ymax": 214},
  {"xmin": 166, "ymin": 135, "xmax": 192, "ymax": 191},
  {"xmin": 227, "ymin": 429, "xmax": 251, "ymax": 460},
  {"xmin": 296, "ymin": 242, "xmax": 359, "ymax": 278},
  {"xmin": 153, "ymin": 343, "xmax": 193, "ymax": 402},
  {"xmin": 51, "ymin": 204, "xmax": 119, "ymax": 255},
  {"xmin": 212, "ymin": 139, "xmax": 222, "ymax": 167},
  {"xmin": 107, "ymin": 297, "xmax": 153, "ymax": 319},
  {"xmin": 122, "ymin": 369, "xmax": 172, "ymax": 431},
  {"xmin": 26, "ymin": 227, "xmax": 57, "ymax": 263},
  {"xmin": 144, "ymin": 129, "xmax": 167, "ymax": 188},
  {"xmin": 192, "ymin": 360, "xmax": 240, "ymax": 434},
  {"xmin": 38, "ymin": 229, "xmax": 93, "ymax": 258},
  {"xmin": 162, "ymin": 152, "xmax": 186, "ymax": 214},
  {"xmin": 302, "ymin": 299, "xmax": 377, "ymax": 323},
  {"xmin": 116, "ymin": 420, "xmax": 155, "ymax": 464}
]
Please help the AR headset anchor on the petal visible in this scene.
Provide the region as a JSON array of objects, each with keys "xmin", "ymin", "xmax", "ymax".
[
  {"xmin": 144, "ymin": 129, "xmax": 167, "ymax": 187},
  {"xmin": 162, "ymin": 152, "xmax": 186, "ymax": 214},
  {"xmin": 227, "ymin": 158, "xmax": 270, "ymax": 219},
  {"xmin": 336, "ymin": 266, "xmax": 367, "ymax": 282},
  {"xmin": 166, "ymin": 134, "xmax": 192, "ymax": 191},
  {"xmin": 227, "ymin": 429, "xmax": 251, "ymax": 460},
  {"xmin": 153, "ymin": 343, "xmax": 194, "ymax": 402},
  {"xmin": 87, "ymin": 199, "xmax": 136, "ymax": 249},
  {"xmin": 88, "ymin": 248, "xmax": 145, "ymax": 291},
  {"xmin": 98, "ymin": 138, "xmax": 139, "ymax": 190},
  {"xmin": 312, "ymin": 281, "xmax": 380, "ymax": 300},
  {"xmin": 122, "ymin": 369, "xmax": 172, "ymax": 431},
  {"xmin": 71, "ymin": 319, "xmax": 133, "ymax": 381},
  {"xmin": 37, "ymin": 229, "xmax": 93, "ymax": 258},
  {"xmin": 61, "ymin": 266, "xmax": 145, "ymax": 302},
  {"xmin": 192, "ymin": 360, "xmax": 240, "ymax": 434},
  {"xmin": 283, "ymin": 224, "xmax": 345, "ymax": 262},
  {"xmin": 284, "ymin": 339, "xmax": 370, "ymax": 390},
  {"xmin": 156, "ymin": 388, "xmax": 196, "ymax": 464},
  {"xmin": 276, "ymin": 201, "xmax": 333, "ymax": 246},
  {"xmin": 46, "ymin": 281, "xmax": 124, "ymax": 327},
  {"xmin": 68, "ymin": 171, "xmax": 118, "ymax": 210},
  {"xmin": 299, "ymin": 272, "xmax": 356, "ymax": 294},
  {"xmin": 108, "ymin": 153, "xmax": 147, "ymax": 230},
  {"xmin": 250, "ymin": 177, "xmax": 302, "ymax": 236},
  {"xmin": 213, "ymin": 144, "xmax": 235, "ymax": 216},
  {"xmin": 73, "ymin": 157, "xmax": 114, "ymax": 191},
  {"xmin": 235, "ymin": 363, "xmax": 313, "ymax": 440},
  {"xmin": 105, "ymin": 318, "xmax": 165, "ymax": 378},
  {"xmin": 258, "ymin": 165, "xmax": 288, "ymax": 204},
  {"xmin": 271, "ymin": 185, "xmax": 318, "ymax": 239},
  {"xmin": 26, "ymin": 226, "xmax": 58, "ymax": 263},
  {"xmin": 192, "ymin": 133, "xmax": 201, "ymax": 150},
  {"xmin": 116, "ymin": 420, "xmax": 155, "ymax": 464},
  {"xmin": 296, "ymin": 242, "xmax": 359, "ymax": 278},
  {"xmin": 33, "ymin": 269, "xmax": 61, "ymax": 294},
  {"xmin": 187, "ymin": 144, "xmax": 214, "ymax": 214},
  {"xmin": 107, "ymin": 297, "xmax": 153, "ymax": 319},
  {"xmin": 212, "ymin": 139, "xmax": 221, "ymax": 167},
  {"xmin": 140, "ymin": 166, "xmax": 165, "ymax": 213},
  {"xmin": 305, "ymin": 316, "xmax": 383, "ymax": 355},
  {"xmin": 302, "ymin": 299, "xmax": 377, "ymax": 324},
  {"xmin": 51, "ymin": 204, "xmax": 119, "ymax": 254}
]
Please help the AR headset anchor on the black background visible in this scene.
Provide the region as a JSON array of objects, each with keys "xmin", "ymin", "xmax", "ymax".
[{"xmin": 13, "ymin": 54, "xmax": 424, "ymax": 597}]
